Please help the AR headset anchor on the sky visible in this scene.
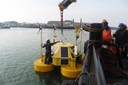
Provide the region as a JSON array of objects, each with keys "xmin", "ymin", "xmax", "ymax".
[{"xmin": 0, "ymin": 0, "xmax": 128, "ymax": 27}]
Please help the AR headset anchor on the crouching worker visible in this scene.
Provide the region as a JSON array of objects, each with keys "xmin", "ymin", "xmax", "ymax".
[{"xmin": 42, "ymin": 39, "xmax": 59, "ymax": 64}]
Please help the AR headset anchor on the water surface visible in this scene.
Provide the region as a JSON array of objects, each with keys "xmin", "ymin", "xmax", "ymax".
[{"xmin": 0, "ymin": 28, "xmax": 88, "ymax": 85}]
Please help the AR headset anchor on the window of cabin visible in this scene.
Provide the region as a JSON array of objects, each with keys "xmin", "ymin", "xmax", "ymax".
[{"xmin": 61, "ymin": 47, "xmax": 68, "ymax": 57}]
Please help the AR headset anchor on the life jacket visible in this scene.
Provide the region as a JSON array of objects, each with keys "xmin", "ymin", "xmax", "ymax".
[
  {"xmin": 102, "ymin": 29, "xmax": 113, "ymax": 51},
  {"xmin": 102, "ymin": 29, "xmax": 112, "ymax": 43}
]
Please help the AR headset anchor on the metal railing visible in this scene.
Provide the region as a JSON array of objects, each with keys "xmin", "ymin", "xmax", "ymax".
[{"xmin": 77, "ymin": 44, "xmax": 106, "ymax": 85}]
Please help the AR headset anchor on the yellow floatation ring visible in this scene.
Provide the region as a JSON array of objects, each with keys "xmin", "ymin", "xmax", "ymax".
[
  {"xmin": 61, "ymin": 64, "xmax": 82, "ymax": 78},
  {"xmin": 34, "ymin": 55, "xmax": 54, "ymax": 72}
]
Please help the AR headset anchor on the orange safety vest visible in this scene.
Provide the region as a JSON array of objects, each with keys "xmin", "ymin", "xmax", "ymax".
[
  {"xmin": 102, "ymin": 29, "xmax": 112, "ymax": 43},
  {"xmin": 102, "ymin": 29, "xmax": 122, "ymax": 54}
]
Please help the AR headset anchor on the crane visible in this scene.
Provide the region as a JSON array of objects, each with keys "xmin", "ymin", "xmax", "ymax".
[
  {"xmin": 58, "ymin": 0, "xmax": 77, "ymax": 34},
  {"xmin": 58, "ymin": 0, "xmax": 76, "ymax": 11}
]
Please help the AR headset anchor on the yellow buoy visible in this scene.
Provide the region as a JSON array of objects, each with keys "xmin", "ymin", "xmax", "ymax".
[
  {"xmin": 34, "ymin": 57, "xmax": 54, "ymax": 72},
  {"xmin": 61, "ymin": 64, "xmax": 82, "ymax": 78}
]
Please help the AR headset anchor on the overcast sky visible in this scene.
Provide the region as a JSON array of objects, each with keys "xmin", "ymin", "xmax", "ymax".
[{"xmin": 0, "ymin": 0, "xmax": 128, "ymax": 27}]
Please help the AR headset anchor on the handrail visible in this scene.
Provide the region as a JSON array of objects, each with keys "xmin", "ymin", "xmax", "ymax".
[
  {"xmin": 76, "ymin": 44, "xmax": 106, "ymax": 85},
  {"xmin": 93, "ymin": 45, "xmax": 106, "ymax": 85}
]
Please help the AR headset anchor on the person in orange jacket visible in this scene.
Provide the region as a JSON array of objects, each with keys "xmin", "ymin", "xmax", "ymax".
[
  {"xmin": 101, "ymin": 19, "xmax": 116, "ymax": 53},
  {"xmin": 102, "ymin": 19, "xmax": 112, "ymax": 43}
]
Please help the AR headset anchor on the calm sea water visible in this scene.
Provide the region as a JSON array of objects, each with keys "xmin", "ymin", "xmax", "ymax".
[
  {"xmin": 0, "ymin": 28, "xmax": 127, "ymax": 85},
  {"xmin": 0, "ymin": 28, "xmax": 88, "ymax": 85}
]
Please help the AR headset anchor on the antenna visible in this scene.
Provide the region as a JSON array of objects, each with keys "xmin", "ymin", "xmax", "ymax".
[
  {"xmin": 80, "ymin": 18, "xmax": 83, "ymax": 53},
  {"xmin": 37, "ymin": 22, "xmax": 43, "ymax": 57}
]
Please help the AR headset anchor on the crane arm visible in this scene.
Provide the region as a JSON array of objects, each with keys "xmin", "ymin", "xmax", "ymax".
[{"xmin": 58, "ymin": 0, "xmax": 76, "ymax": 11}]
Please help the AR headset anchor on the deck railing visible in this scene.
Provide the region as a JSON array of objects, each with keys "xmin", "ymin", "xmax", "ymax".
[{"xmin": 77, "ymin": 44, "xmax": 106, "ymax": 85}]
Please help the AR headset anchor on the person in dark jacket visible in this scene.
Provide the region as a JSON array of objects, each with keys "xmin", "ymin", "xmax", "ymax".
[
  {"xmin": 121, "ymin": 24, "xmax": 128, "ymax": 58},
  {"xmin": 113, "ymin": 23, "xmax": 127, "ymax": 48},
  {"xmin": 42, "ymin": 39, "xmax": 59, "ymax": 64},
  {"xmin": 123, "ymin": 24, "xmax": 128, "ymax": 45},
  {"xmin": 113, "ymin": 23, "xmax": 128, "ymax": 58}
]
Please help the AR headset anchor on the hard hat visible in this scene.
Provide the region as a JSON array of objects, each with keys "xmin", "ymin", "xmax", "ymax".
[
  {"xmin": 118, "ymin": 23, "xmax": 124, "ymax": 27},
  {"xmin": 123, "ymin": 24, "xmax": 127, "ymax": 29},
  {"xmin": 102, "ymin": 19, "xmax": 107, "ymax": 23},
  {"xmin": 47, "ymin": 39, "xmax": 50, "ymax": 43}
]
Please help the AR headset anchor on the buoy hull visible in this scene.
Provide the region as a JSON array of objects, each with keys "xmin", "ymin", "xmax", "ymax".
[
  {"xmin": 34, "ymin": 58, "xmax": 54, "ymax": 72},
  {"xmin": 61, "ymin": 64, "xmax": 82, "ymax": 78}
]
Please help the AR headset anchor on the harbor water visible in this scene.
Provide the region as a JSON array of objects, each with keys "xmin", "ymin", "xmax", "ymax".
[
  {"xmin": 0, "ymin": 28, "xmax": 88, "ymax": 85},
  {"xmin": 0, "ymin": 28, "xmax": 128, "ymax": 85}
]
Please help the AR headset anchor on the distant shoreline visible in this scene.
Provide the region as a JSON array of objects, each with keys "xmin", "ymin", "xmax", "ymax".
[{"xmin": 0, "ymin": 21, "xmax": 118, "ymax": 30}]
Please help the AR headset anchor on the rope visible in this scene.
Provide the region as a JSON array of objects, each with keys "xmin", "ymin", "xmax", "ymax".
[
  {"xmin": 60, "ymin": 34, "xmax": 73, "ymax": 43},
  {"xmin": 77, "ymin": 41, "xmax": 82, "ymax": 46},
  {"xmin": 75, "ymin": 70, "xmax": 94, "ymax": 83},
  {"xmin": 62, "ymin": 34, "xmax": 70, "ymax": 42}
]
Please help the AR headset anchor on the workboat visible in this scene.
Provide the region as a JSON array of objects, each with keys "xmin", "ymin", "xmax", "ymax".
[
  {"xmin": 57, "ymin": 1, "xmax": 128, "ymax": 84},
  {"xmin": 61, "ymin": 23, "xmax": 128, "ymax": 85}
]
